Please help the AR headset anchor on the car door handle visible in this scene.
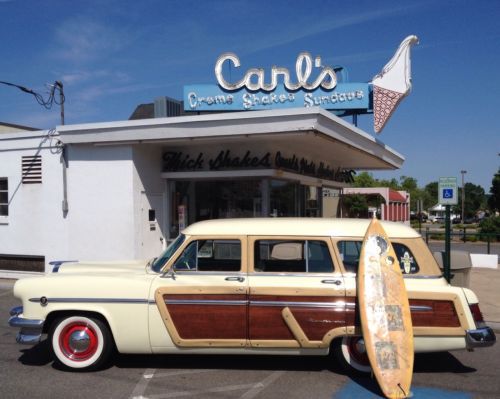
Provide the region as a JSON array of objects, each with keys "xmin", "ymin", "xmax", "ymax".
[
  {"xmin": 321, "ymin": 279, "xmax": 342, "ymax": 285},
  {"xmin": 225, "ymin": 276, "xmax": 245, "ymax": 283}
]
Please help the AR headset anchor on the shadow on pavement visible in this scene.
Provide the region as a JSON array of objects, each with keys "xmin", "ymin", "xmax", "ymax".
[
  {"xmin": 18, "ymin": 340, "xmax": 52, "ymax": 367},
  {"xmin": 16, "ymin": 340, "xmax": 476, "ymax": 377}
]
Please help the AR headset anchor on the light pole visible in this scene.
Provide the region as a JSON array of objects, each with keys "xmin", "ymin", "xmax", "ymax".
[{"xmin": 461, "ymin": 170, "xmax": 467, "ymax": 222}]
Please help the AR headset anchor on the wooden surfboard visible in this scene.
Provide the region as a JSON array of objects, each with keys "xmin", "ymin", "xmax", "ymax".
[{"xmin": 358, "ymin": 218, "xmax": 414, "ymax": 398}]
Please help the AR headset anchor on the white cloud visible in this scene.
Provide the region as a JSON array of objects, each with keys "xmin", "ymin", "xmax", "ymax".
[{"xmin": 54, "ymin": 16, "xmax": 129, "ymax": 63}]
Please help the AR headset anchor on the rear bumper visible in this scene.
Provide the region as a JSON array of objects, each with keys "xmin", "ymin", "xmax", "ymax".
[
  {"xmin": 8, "ymin": 306, "xmax": 45, "ymax": 345},
  {"xmin": 466, "ymin": 326, "xmax": 496, "ymax": 348}
]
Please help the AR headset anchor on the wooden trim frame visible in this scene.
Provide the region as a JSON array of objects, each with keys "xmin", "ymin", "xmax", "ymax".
[
  {"xmin": 344, "ymin": 291, "xmax": 468, "ymax": 337},
  {"xmin": 281, "ymin": 307, "xmax": 347, "ymax": 348},
  {"xmin": 155, "ymin": 287, "xmax": 247, "ymax": 347}
]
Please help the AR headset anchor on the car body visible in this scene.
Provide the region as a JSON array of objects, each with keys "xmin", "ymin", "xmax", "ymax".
[{"xmin": 9, "ymin": 218, "xmax": 495, "ymax": 372}]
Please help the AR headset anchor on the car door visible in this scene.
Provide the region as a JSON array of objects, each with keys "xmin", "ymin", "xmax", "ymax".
[
  {"xmin": 247, "ymin": 236, "xmax": 346, "ymax": 349},
  {"xmin": 152, "ymin": 236, "xmax": 248, "ymax": 347}
]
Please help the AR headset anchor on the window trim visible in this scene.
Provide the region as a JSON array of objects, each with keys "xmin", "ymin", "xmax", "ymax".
[
  {"xmin": 249, "ymin": 236, "xmax": 337, "ymax": 274},
  {"xmin": 170, "ymin": 236, "xmax": 245, "ymax": 273},
  {"xmin": 334, "ymin": 239, "xmax": 421, "ymax": 275}
]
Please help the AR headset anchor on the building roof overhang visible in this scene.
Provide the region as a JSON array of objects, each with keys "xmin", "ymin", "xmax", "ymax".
[{"xmin": 57, "ymin": 107, "xmax": 404, "ymax": 170}]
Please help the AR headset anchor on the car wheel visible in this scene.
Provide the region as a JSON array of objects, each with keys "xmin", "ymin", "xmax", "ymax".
[
  {"xmin": 49, "ymin": 315, "xmax": 113, "ymax": 370},
  {"xmin": 332, "ymin": 336, "xmax": 371, "ymax": 374}
]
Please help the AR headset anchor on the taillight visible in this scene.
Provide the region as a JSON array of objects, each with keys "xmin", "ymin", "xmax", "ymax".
[{"xmin": 469, "ymin": 303, "xmax": 486, "ymax": 328}]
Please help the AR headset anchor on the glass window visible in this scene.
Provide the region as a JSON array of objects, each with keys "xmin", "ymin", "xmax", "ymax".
[
  {"xmin": 151, "ymin": 234, "xmax": 186, "ymax": 272},
  {"xmin": 337, "ymin": 241, "xmax": 420, "ymax": 274},
  {"xmin": 254, "ymin": 240, "xmax": 333, "ymax": 273},
  {"xmin": 173, "ymin": 239, "xmax": 241, "ymax": 272},
  {"xmin": 0, "ymin": 178, "xmax": 8, "ymax": 217}
]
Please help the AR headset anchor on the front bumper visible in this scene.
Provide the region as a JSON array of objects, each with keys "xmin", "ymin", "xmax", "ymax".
[
  {"xmin": 8, "ymin": 306, "xmax": 45, "ymax": 345},
  {"xmin": 466, "ymin": 326, "xmax": 496, "ymax": 348}
]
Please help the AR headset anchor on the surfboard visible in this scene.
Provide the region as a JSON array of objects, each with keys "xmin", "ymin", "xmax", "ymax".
[{"xmin": 358, "ymin": 218, "xmax": 414, "ymax": 398}]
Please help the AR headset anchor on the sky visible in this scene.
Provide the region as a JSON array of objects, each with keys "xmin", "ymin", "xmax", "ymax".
[{"xmin": 0, "ymin": 0, "xmax": 499, "ymax": 191}]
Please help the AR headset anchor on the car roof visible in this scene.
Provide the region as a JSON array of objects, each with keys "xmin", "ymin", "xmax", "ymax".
[{"xmin": 182, "ymin": 218, "xmax": 421, "ymax": 238}]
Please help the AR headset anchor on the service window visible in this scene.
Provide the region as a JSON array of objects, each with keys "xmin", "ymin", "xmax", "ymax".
[
  {"xmin": 254, "ymin": 240, "xmax": 334, "ymax": 273},
  {"xmin": 173, "ymin": 239, "xmax": 241, "ymax": 272},
  {"xmin": 336, "ymin": 241, "xmax": 420, "ymax": 274}
]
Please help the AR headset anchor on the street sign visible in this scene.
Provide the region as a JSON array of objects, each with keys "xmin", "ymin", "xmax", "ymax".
[{"xmin": 438, "ymin": 177, "xmax": 458, "ymax": 205}]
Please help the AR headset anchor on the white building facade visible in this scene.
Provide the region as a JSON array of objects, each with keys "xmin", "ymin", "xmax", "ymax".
[{"xmin": 0, "ymin": 108, "xmax": 404, "ymax": 276}]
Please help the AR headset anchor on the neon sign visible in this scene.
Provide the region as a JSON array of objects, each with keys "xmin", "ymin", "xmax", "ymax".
[{"xmin": 214, "ymin": 52, "xmax": 337, "ymax": 92}]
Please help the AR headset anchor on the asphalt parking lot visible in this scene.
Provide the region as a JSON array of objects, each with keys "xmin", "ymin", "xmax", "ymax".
[{"xmin": 1, "ymin": 280, "xmax": 499, "ymax": 399}]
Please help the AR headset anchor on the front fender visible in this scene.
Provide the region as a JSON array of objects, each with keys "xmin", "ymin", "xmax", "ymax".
[{"xmin": 13, "ymin": 274, "xmax": 156, "ymax": 354}]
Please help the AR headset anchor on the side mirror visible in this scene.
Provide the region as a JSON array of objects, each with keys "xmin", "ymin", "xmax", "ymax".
[{"xmin": 161, "ymin": 267, "xmax": 176, "ymax": 280}]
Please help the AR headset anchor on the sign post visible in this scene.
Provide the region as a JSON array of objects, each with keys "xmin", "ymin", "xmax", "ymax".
[{"xmin": 438, "ymin": 177, "xmax": 458, "ymax": 283}]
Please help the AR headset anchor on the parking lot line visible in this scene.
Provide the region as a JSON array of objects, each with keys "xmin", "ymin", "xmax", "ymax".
[
  {"xmin": 239, "ymin": 370, "xmax": 286, "ymax": 399},
  {"xmin": 131, "ymin": 368, "xmax": 157, "ymax": 399}
]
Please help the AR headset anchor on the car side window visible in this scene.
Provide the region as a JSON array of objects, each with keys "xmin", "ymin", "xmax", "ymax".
[
  {"xmin": 337, "ymin": 241, "xmax": 420, "ymax": 274},
  {"xmin": 254, "ymin": 240, "xmax": 333, "ymax": 273},
  {"xmin": 173, "ymin": 239, "xmax": 241, "ymax": 272}
]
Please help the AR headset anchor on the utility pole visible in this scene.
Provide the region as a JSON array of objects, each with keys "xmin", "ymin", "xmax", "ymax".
[
  {"xmin": 55, "ymin": 81, "xmax": 65, "ymax": 125},
  {"xmin": 461, "ymin": 170, "xmax": 467, "ymax": 222}
]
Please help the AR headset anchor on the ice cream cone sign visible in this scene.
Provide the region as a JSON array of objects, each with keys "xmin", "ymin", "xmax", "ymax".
[{"xmin": 372, "ymin": 35, "xmax": 419, "ymax": 133}]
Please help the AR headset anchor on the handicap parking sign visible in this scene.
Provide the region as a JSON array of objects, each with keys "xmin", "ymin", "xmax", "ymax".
[
  {"xmin": 438, "ymin": 177, "xmax": 458, "ymax": 205},
  {"xmin": 443, "ymin": 188, "xmax": 453, "ymax": 199}
]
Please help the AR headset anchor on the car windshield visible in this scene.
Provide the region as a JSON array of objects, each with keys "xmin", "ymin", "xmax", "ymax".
[{"xmin": 151, "ymin": 234, "xmax": 186, "ymax": 273}]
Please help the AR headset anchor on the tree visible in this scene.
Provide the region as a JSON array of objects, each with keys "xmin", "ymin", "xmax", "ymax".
[
  {"xmin": 458, "ymin": 182, "xmax": 486, "ymax": 218},
  {"xmin": 488, "ymin": 168, "xmax": 500, "ymax": 212},
  {"xmin": 424, "ymin": 182, "xmax": 438, "ymax": 209},
  {"xmin": 353, "ymin": 172, "xmax": 376, "ymax": 188}
]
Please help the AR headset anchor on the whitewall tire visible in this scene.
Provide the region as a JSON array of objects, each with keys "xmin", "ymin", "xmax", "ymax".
[
  {"xmin": 333, "ymin": 336, "xmax": 372, "ymax": 374},
  {"xmin": 50, "ymin": 315, "xmax": 112, "ymax": 370}
]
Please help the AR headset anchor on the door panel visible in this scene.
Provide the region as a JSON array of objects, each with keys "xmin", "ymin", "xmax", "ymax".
[
  {"xmin": 248, "ymin": 237, "xmax": 346, "ymax": 348},
  {"xmin": 153, "ymin": 237, "xmax": 248, "ymax": 347}
]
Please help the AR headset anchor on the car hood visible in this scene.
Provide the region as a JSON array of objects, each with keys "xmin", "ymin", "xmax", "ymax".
[{"xmin": 54, "ymin": 259, "xmax": 152, "ymax": 275}]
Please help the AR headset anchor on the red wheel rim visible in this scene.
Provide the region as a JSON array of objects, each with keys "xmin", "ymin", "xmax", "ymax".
[
  {"xmin": 348, "ymin": 337, "xmax": 369, "ymax": 366},
  {"xmin": 59, "ymin": 322, "xmax": 99, "ymax": 361}
]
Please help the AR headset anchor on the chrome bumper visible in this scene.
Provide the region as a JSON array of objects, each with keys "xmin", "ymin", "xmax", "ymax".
[
  {"xmin": 466, "ymin": 326, "xmax": 496, "ymax": 348},
  {"xmin": 8, "ymin": 306, "xmax": 45, "ymax": 345}
]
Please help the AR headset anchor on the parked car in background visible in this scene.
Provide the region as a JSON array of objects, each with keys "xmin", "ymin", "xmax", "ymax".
[{"xmin": 9, "ymin": 218, "xmax": 495, "ymax": 373}]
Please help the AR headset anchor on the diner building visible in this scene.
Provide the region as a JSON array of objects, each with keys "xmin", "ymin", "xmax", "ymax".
[{"xmin": 0, "ymin": 106, "xmax": 404, "ymax": 275}]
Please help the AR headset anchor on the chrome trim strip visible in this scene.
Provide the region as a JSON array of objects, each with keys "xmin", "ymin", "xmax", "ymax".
[
  {"xmin": 343, "ymin": 302, "xmax": 432, "ymax": 312},
  {"xmin": 29, "ymin": 297, "xmax": 150, "ymax": 304},
  {"xmin": 251, "ymin": 273, "xmax": 343, "ymax": 278},
  {"xmin": 250, "ymin": 300, "xmax": 346, "ymax": 308},
  {"xmin": 174, "ymin": 271, "xmax": 246, "ymax": 276},
  {"xmin": 343, "ymin": 273, "xmax": 443, "ymax": 280},
  {"xmin": 165, "ymin": 299, "xmax": 247, "ymax": 306},
  {"xmin": 410, "ymin": 305, "xmax": 433, "ymax": 312},
  {"xmin": 403, "ymin": 275, "xmax": 443, "ymax": 279}
]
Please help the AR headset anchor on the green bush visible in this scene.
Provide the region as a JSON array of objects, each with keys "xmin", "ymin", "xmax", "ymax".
[{"xmin": 479, "ymin": 216, "xmax": 500, "ymax": 241}]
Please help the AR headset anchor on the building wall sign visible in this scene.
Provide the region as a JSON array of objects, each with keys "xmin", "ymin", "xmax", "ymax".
[
  {"xmin": 162, "ymin": 150, "xmax": 355, "ymax": 183},
  {"xmin": 184, "ymin": 52, "xmax": 370, "ymax": 112}
]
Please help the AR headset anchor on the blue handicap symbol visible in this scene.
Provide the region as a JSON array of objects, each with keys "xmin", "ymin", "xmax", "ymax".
[{"xmin": 443, "ymin": 189, "xmax": 453, "ymax": 199}]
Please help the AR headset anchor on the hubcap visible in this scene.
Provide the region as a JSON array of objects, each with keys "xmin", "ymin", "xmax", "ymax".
[
  {"xmin": 69, "ymin": 330, "xmax": 91, "ymax": 352},
  {"xmin": 348, "ymin": 337, "xmax": 369, "ymax": 365},
  {"xmin": 59, "ymin": 322, "xmax": 98, "ymax": 361}
]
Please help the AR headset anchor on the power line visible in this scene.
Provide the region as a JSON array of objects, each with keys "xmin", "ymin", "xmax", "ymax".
[
  {"xmin": 0, "ymin": 79, "xmax": 65, "ymax": 125},
  {"xmin": 0, "ymin": 80, "xmax": 65, "ymax": 110}
]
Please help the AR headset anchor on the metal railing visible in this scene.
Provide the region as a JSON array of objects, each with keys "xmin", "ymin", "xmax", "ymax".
[{"xmin": 423, "ymin": 227, "xmax": 499, "ymax": 254}]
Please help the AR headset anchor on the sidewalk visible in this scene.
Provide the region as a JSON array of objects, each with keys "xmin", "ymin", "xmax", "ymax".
[{"xmin": 469, "ymin": 266, "xmax": 500, "ymax": 332}]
